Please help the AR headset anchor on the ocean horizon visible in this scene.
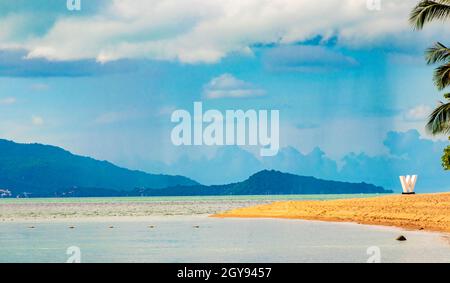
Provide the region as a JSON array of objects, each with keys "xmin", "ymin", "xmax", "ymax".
[{"xmin": 0, "ymin": 193, "xmax": 391, "ymax": 203}]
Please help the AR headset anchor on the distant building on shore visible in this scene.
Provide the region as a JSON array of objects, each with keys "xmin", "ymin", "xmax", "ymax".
[{"xmin": 0, "ymin": 189, "xmax": 12, "ymax": 198}]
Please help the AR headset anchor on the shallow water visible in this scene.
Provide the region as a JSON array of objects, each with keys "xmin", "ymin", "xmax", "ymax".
[
  {"xmin": 1, "ymin": 216, "xmax": 449, "ymax": 263},
  {"xmin": 0, "ymin": 194, "xmax": 392, "ymax": 219},
  {"xmin": 0, "ymin": 194, "xmax": 389, "ymax": 204}
]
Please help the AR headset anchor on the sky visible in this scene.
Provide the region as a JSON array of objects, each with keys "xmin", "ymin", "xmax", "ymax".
[{"xmin": 0, "ymin": 0, "xmax": 449, "ymax": 191}]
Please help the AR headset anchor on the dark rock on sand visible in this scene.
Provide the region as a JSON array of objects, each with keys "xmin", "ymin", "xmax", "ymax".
[{"xmin": 396, "ymin": 235, "xmax": 407, "ymax": 241}]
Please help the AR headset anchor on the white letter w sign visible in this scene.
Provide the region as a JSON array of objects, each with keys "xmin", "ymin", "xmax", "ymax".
[{"xmin": 399, "ymin": 175, "xmax": 417, "ymax": 195}]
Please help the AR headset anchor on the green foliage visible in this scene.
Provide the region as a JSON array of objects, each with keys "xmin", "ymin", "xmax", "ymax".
[
  {"xmin": 432, "ymin": 63, "xmax": 450, "ymax": 90},
  {"xmin": 410, "ymin": 0, "xmax": 450, "ymax": 30},
  {"xmin": 426, "ymin": 101, "xmax": 450, "ymax": 134},
  {"xmin": 443, "ymin": 144, "xmax": 450, "ymax": 170},
  {"xmin": 411, "ymin": 1, "xmax": 450, "ymax": 170},
  {"xmin": 426, "ymin": 42, "xmax": 450, "ymax": 64},
  {"xmin": 423, "ymin": 43, "xmax": 450, "ymax": 134}
]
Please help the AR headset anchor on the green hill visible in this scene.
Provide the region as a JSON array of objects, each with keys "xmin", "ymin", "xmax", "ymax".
[
  {"xmin": 142, "ymin": 170, "xmax": 392, "ymax": 196},
  {"xmin": 0, "ymin": 140, "xmax": 391, "ymax": 198},
  {"xmin": 0, "ymin": 139, "xmax": 198, "ymax": 197}
]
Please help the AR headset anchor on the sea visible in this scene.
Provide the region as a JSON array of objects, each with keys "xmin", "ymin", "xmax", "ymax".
[{"xmin": 0, "ymin": 195, "xmax": 449, "ymax": 263}]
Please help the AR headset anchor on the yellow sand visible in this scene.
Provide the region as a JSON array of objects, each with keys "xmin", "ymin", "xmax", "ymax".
[{"xmin": 213, "ymin": 193, "xmax": 450, "ymax": 233}]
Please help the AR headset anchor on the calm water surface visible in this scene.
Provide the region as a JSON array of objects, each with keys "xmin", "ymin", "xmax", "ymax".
[
  {"xmin": 0, "ymin": 194, "xmax": 389, "ymax": 204},
  {"xmin": 1, "ymin": 216, "xmax": 449, "ymax": 263}
]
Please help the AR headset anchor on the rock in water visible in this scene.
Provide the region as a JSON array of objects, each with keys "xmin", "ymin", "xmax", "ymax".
[{"xmin": 396, "ymin": 235, "xmax": 407, "ymax": 241}]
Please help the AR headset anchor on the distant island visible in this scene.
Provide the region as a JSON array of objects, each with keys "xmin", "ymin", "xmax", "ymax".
[
  {"xmin": 0, "ymin": 139, "xmax": 198, "ymax": 197},
  {"xmin": 0, "ymin": 139, "xmax": 392, "ymax": 197}
]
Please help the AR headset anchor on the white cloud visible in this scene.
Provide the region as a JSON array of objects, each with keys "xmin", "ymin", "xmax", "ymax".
[
  {"xmin": 31, "ymin": 116, "xmax": 44, "ymax": 126},
  {"xmin": 204, "ymin": 74, "xmax": 265, "ymax": 99},
  {"xmin": 0, "ymin": 97, "xmax": 16, "ymax": 105},
  {"xmin": 1, "ymin": 0, "xmax": 446, "ymax": 64},
  {"xmin": 404, "ymin": 104, "xmax": 433, "ymax": 121}
]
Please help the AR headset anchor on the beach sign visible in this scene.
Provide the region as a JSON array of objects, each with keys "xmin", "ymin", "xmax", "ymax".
[{"xmin": 399, "ymin": 175, "xmax": 417, "ymax": 195}]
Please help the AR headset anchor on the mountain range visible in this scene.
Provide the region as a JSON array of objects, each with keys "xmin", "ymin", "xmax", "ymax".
[
  {"xmin": 0, "ymin": 139, "xmax": 197, "ymax": 197},
  {"xmin": 136, "ymin": 170, "xmax": 391, "ymax": 196},
  {"xmin": 0, "ymin": 139, "xmax": 392, "ymax": 197}
]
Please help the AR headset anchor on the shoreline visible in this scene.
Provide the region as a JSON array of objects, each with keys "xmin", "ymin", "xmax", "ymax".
[
  {"xmin": 0, "ymin": 194, "xmax": 384, "ymax": 222},
  {"xmin": 3, "ymin": 193, "xmax": 450, "ymax": 236},
  {"xmin": 213, "ymin": 193, "xmax": 450, "ymax": 234},
  {"xmin": 0, "ymin": 214, "xmax": 211, "ymax": 223},
  {"xmin": 3, "ymin": 212, "xmax": 449, "ymax": 243},
  {"xmin": 0, "ymin": 198, "xmax": 272, "ymax": 222}
]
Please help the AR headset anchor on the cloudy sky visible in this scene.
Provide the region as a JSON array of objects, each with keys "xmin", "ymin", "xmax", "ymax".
[{"xmin": 0, "ymin": 0, "xmax": 449, "ymax": 191}]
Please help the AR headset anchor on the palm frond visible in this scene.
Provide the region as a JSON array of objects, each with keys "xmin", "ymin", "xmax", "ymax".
[
  {"xmin": 433, "ymin": 62, "xmax": 450, "ymax": 90},
  {"xmin": 410, "ymin": 0, "xmax": 450, "ymax": 30},
  {"xmin": 426, "ymin": 101, "xmax": 450, "ymax": 135},
  {"xmin": 426, "ymin": 42, "xmax": 450, "ymax": 64}
]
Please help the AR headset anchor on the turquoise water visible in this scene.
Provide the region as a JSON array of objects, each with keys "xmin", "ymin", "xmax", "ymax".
[
  {"xmin": 0, "ymin": 216, "xmax": 449, "ymax": 263},
  {"xmin": 0, "ymin": 194, "xmax": 388, "ymax": 204},
  {"xmin": 2, "ymin": 194, "xmax": 448, "ymax": 263}
]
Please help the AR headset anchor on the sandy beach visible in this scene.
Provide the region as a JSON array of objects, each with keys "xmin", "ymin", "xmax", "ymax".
[{"xmin": 213, "ymin": 193, "xmax": 450, "ymax": 233}]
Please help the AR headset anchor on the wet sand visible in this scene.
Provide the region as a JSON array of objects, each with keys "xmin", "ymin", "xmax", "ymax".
[{"xmin": 213, "ymin": 193, "xmax": 450, "ymax": 233}]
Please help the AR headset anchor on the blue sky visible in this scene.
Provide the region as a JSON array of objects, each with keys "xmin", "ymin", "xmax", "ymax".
[{"xmin": 0, "ymin": 0, "xmax": 449, "ymax": 191}]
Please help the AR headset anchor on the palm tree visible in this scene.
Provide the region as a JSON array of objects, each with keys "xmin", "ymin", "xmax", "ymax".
[
  {"xmin": 410, "ymin": 0, "xmax": 450, "ymax": 169},
  {"xmin": 410, "ymin": 0, "xmax": 450, "ymax": 30},
  {"xmin": 426, "ymin": 94, "xmax": 450, "ymax": 134},
  {"xmin": 424, "ymin": 43, "xmax": 450, "ymax": 134},
  {"xmin": 425, "ymin": 42, "xmax": 450, "ymax": 91}
]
